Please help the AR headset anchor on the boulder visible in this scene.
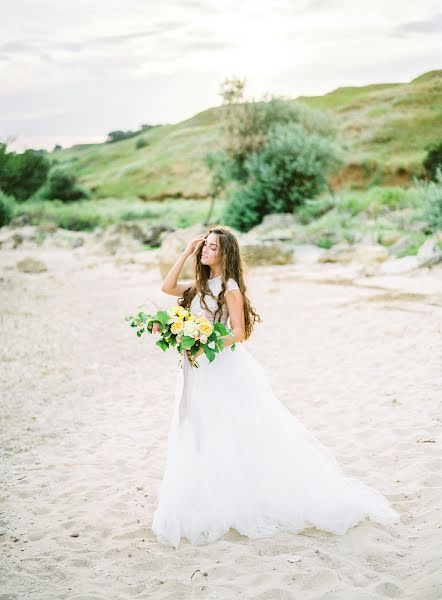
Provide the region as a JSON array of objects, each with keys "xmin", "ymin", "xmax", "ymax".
[
  {"xmin": 353, "ymin": 244, "xmax": 389, "ymax": 264},
  {"xmin": 318, "ymin": 242, "xmax": 355, "ymax": 264},
  {"xmin": 16, "ymin": 257, "xmax": 48, "ymax": 273},
  {"xmin": 158, "ymin": 224, "xmax": 208, "ymax": 278},
  {"xmin": 244, "ymin": 213, "xmax": 297, "ymax": 242},
  {"xmin": 241, "ymin": 240, "xmax": 294, "ymax": 266},
  {"xmin": 144, "ymin": 224, "xmax": 175, "ymax": 247},
  {"xmin": 389, "ymin": 236, "xmax": 412, "ymax": 255},
  {"xmin": 319, "ymin": 243, "xmax": 388, "ymax": 265},
  {"xmin": 416, "ymin": 238, "xmax": 442, "ymax": 268},
  {"xmin": 37, "ymin": 222, "xmax": 58, "ymax": 234},
  {"xmin": 107, "ymin": 221, "xmax": 146, "ymax": 241},
  {"xmin": 380, "ymin": 256, "xmax": 419, "ymax": 274},
  {"xmin": 292, "ymin": 244, "xmax": 325, "ymax": 265}
]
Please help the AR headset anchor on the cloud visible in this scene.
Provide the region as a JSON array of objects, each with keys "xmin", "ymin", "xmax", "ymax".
[{"xmin": 391, "ymin": 12, "xmax": 442, "ymax": 37}]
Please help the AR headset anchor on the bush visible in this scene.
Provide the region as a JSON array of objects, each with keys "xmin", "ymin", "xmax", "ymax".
[
  {"xmin": 296, "ymin": 196, "xmax": 336, "ymax": 224},
  {"xmin": 419, "ymin": 169, "xmax": 442, "ymax": 232},
  {"xmin": 56, "ymin": 212, "xmax": 102, "ymax": 231},
  {"xmin": 0, "ymin": 143, "xmax": 50, "ymax": 201},
  {"xmin": 423, "ymin": 140, "xmax": 442, "ymax": 181},
  {"xmin": 135, "ymin": 137, "xmax": 149, "ymax": 150},
  {"xmin": 0, "ymin": 189, "xmax": 16, "ymax": 226},
  {"xmin": 36, "ymin": 167, "xmax": 91, "ymax": 202},
  {"xmin": 223, "ymin": 122, "xmax": 342, "ymax": 231}
]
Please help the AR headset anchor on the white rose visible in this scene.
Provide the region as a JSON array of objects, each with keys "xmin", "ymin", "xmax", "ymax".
[{"xmin": 183, "ymin": 320, "xmax": 199, "ymax": 338}]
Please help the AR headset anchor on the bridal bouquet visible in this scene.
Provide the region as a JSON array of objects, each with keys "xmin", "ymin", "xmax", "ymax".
[{"xmin": 124, "ymin": 304, "xmax": 236, "ymax": 368}]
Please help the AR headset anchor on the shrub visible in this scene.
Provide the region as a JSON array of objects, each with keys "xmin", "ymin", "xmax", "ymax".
[
  {"xmin": 315, "ymin": 236, "xmax": 334, "ymax": 249},
  {"xmin": 56, "ymin": 212, "xmax": 102, "ymax": 231},
  {"xmin": 423, "ymin": 140, "xmax": 442, "ymax": 181},
  {"xmin": 419, "ymin": 169, "xmax": 442, "ymax": 232},
  {"xmin": 337, "ymin": 194, "xmax": 371, "ymax": 216},
  {"xmin": 0, "ymin": 189, "xmax": 16, "ymax": 226},
  {"xmin": 37, "ymin": 167, "xmax": 91, "ymax": 202},
  {"xmin": 135, "ymin": 137, "xmax": 149, "ymax": 150},
  {"xmin": 296, "ymin": 196, "xmax": 336, "ymax": 224},
  {"xmin": 0, "ymin": 143, "xmax": 50, "ymax": 201},
  {"xmin": 223, "ymin": 122, "xmax": 342, "ymax": 231}
]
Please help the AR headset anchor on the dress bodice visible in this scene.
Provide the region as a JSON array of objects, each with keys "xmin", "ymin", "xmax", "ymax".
[{"xmin": 190, "ymin": 276, "xmax": 239, "ymax": 326}]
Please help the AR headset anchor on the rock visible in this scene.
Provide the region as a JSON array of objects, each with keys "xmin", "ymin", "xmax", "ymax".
[
  {"xmin": 244, "ymin": 213, "xmax": 297, "ymax": 242},
  {"xmin": 416, "ymin": 238, "xmax": 442, "ymax": 267},
  {"xmin": 0, "ymin": 226, "xmax": 41, "ymax": 249},
  {"xmin": 9, "ymin": 214, "xmax": 31, "ymax": 227},
  {"xmin": 158, "ymin": 224, "xmax": 208, "ymax": 278},
  {"xmin": 353, "ymin": 244, "xmax": 389, "ymax": 264},
  {"xmin": 92, "ymin": 226, "xmax": 104, "ymax": 239},
  {"xmin": 380, "ymin": 256, "xmax": 419, "ymax": 274},
  {"xmin": 108, "ymin": 221, "xmax": 146, "ymax": 241},
  {"xmin": 16, "ymin": 257, "xmax": 48, "ymax": 273},
  {"xmin": 292, "ymin": 244, "xmax": 325, "ymax": 265},
  {"xmin": 318, "ymin": 242, "xmax": 355, "ymax": 264},
  {"xmin": 144, "ymin": 224, "xmax": 175, "ymax": 247},
  {"xmin": 102, "ymin": 236, "xmax": 122, "ymax": 255},
  {"xmin": 70, "ymin": 236, "xmax": 85, "ymax": 249},
  {"xmin": 37, "ymin": 222, "xmax": 58, "ymax": 234},
  {"xmin": 381, "ymin": 232, "xmax": 402, "ymax": 246},
  {"xmin": 389, "ymin": 237, "xmax": 412, "ymax": 255},
  {"xmin": 319, "ymin": 243, "xmax": 388, "ymax": 265},
  {"xmin": 241, "ymin": 240, "xmax": 294, "ymax": 266}
]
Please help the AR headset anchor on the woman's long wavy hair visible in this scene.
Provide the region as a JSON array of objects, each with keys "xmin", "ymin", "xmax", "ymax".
[{"xmin": 178, "ymin": 226, "xmax": 262, "ymax": 340}]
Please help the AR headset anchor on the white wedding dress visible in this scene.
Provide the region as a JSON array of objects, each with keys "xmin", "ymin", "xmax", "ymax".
[{"xmin": 151, "ymin": 275, "xmax": 400, "ymax": 548}]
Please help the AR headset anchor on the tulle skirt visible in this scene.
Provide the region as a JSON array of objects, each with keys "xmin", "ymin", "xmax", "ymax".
[{"xmin": 151, "ymin": 342, "xmax": 400, "ymax": 548}]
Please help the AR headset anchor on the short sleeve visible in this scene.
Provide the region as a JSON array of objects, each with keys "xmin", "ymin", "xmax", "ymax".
[{"xmin": 225, "ymin": 278, "xmax": 239, "ymax": 295}]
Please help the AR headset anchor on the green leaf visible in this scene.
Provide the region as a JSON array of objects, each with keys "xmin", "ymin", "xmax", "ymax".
[
  {"xmin": 213, "ymin": 322, "xmax": 229, "ymax": 336},
  {"xmin": 231, "ymin": 343, "xmax": 236, "ymax": 351},
  {"xmin": 155, "ymin": 310, "xmax": 170, "ymax": 328},
  {"xmin": 156, "ymin": 339, "xmax": 168, "ymax": 352},
  {"xmin": 204, "ymin": 345, "xmax": 216, "ymax": 362},
  {"xmin": 180, "ymin": 336, "xmax": 195, "ymax": 350}
]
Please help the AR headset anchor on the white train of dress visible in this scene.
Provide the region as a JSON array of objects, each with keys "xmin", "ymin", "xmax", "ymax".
[{"xmin": 151, "ymin": 275, "xmax": 400, "ymax": 547}]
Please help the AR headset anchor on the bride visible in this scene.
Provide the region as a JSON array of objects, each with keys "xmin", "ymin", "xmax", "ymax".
[{"xmin": 151, "ymin": 226, "xmax": 400, "ymax": 548}]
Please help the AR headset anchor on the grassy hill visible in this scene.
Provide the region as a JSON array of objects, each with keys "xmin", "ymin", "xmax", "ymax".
[{"xmin": 52, "ymin": 69, "xmax": 442, "ymax": 201}]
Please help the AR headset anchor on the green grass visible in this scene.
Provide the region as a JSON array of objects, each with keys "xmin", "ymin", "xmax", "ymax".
[
  {"xmin": 46, "ymin": 69, "xmax": 442, "ymax": 200},
  {"xmin": 14, "ymin": 197, "xmax": 227, "ymax": 231},
  {"xmin": 13, "ymin": 181, "xmax": 440, "ymax": 264}
]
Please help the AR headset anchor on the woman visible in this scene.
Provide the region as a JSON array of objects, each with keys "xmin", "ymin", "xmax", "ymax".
[{"xmin": 151, "ymin": 226, "xmax": 400, "ymax": 548}]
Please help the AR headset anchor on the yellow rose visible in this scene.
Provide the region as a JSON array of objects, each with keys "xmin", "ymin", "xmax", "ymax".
[
  {"xmin": 171, "ymin": 319, "xmax": 184, "ymax": 334},
  {"xmin": 198, "ymin": 322, "xmax": 212, "ymax": 336},
  {"xmin": 176, "ymin": 306, "xmax": 188, "ymax": 319}
]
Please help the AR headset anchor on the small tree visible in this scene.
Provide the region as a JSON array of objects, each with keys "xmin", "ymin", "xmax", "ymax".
[
  {"xmin": 423, "ymin": 140, "xmax": 442, "ymax": 181},
  {"xmin": 0, "ymin": 189, "xmax": 16, "ymax": 226},
  {"xmin": 0, "ymin": 143, "xmax": 50, "ymax": 201},
  {"xmin": 223, "ymin": 122, "xmax": 342, "ymax": 231},
  {"xmin": 36, "ymin": 167, "xmax": 90, "ymax": 202}
]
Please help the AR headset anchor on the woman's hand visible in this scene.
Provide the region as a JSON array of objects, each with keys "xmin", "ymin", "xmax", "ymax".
[
  {"xmin": 186, "ymin": 346, "xmax": 204, "ymax": 364},
  {"xmin": 184, "ymin": 233, "xmax": 206, "ymax": 257}
]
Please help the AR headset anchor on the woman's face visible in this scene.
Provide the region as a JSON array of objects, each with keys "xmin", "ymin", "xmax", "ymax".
[{"xmin": 200, "ymin": 232, "xmax": 220, "ymax": 267}]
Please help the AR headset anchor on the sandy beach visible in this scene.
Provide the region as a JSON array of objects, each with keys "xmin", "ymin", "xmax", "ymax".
[{"xmin": 1, "ymin": 246, "xmax": 441, "ymax": 600}]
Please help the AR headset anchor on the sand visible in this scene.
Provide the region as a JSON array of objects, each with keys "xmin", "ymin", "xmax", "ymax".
[{"xmin": 1, "ymin": 247, "xmax": 441, "ymax": 600}]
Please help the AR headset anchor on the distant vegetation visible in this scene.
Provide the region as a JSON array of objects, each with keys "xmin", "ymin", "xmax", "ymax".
[
  {"xmin": 106, "ymin": 124, "xmax": 159, "ymax": 144},
  {"xmin": 45, "ymin": 69, "xmax": 441, "ymax": 201},
  {"xmin": 0, "ymin": 69, "xmax": 440, "ymax": 248}
]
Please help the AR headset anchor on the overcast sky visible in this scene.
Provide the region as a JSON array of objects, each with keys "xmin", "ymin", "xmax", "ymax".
[{"xmin": 1, "ymin": 0, "xmax": 441, "ymax": 152}]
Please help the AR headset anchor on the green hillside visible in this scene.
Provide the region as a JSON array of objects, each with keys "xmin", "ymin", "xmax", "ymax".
[{"xmin": 52, "ymin": 69, "xmax": 442, "ymax": 200}]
